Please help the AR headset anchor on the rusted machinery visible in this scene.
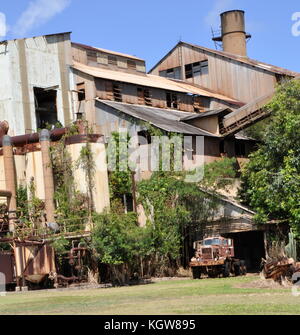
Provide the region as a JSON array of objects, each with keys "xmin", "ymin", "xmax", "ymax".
[{"xmin": 190, "ymin": 236, "xmax": 247, "ymax": 279}]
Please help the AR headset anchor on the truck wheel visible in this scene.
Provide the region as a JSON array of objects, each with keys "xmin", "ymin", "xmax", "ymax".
[
  {"xmin": 233, "ymin": 261, "xmax": 241, "ymax": 276},
  {"xmin": 192, "ymin": 267, "xmax": 201, "ymax": 279},
  {"xmin": 223, "ymin": 262, "xmax": 230, "ymax": 278},
  {"xmin": 240, "ymin": 260, "xmax": 247, "ymax": 276}
]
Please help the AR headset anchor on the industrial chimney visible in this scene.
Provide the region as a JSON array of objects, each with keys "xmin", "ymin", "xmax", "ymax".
[{"xmin": 213, "ymin": 10, "xmax": 251, "ymax": 57}]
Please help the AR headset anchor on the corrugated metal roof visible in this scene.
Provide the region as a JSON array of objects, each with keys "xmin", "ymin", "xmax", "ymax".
[
  {"xmin": 73, "ymin": 61, "xmax": 242, "ymax": 105},
  {"xmin": 72, "ymin": 42, "xmax": 144, "ymax": 61},
  {"xmin": 180, "ymin": 108, "xmax": 232, "ymax": 121},
  {"xmin": 0, "ymin": 32, "xmax": 72, "ymax": 45},
  {"xmin": 200, "ymin": 188, "xmax": 256, "ymax": 215},
  {"xmin": 95, "ymin": 99, "xmax": 220, "ymax": 137},
  {"xmin": 149, "ymin": 41, "xmax": 300, "ymax": 78},
  {"xmin": 234, "ymin": 132, "xmax": 257, "ymax": 141}
]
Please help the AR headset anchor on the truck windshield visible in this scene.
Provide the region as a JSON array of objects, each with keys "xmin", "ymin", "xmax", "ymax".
[{"xmin": 204, "ymin": 238, "xmax": 221, "ymax": 246}]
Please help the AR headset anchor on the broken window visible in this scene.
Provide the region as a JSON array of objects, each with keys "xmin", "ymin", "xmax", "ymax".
[
  {"xmin": 185, "ymin": 64, "xmax": 193, "ymax": 79},
  {"xmin": 77, "ymin": 82, "xmax": 86, "ymax": 102},
  {"xmin": 108, "ymin": 55, "xmax": 117, "ymax": 66},
  {"xmin": 105, "ymin": 81, "xmax": 114, "ymax": 100},
  {"xmin": 219, "ymin": 140, "xmax": 225, "ymax": 155},
  {"xmin": 193, "ymin": 96, "xmax": 205, "ymax": 113},
  {"xmin": 137, "ymin": 88, "xmax": 152, "ymax": 106},
  {"xmin": 76, "ymin": 83, "xmax": 85, "ymax": 120},
  {"xmin": 185, "ymin": 60, "xmax": 208, "ymax": 79},
  {"xmin": 159, "ymin": 67, "xmax": 181, "ymax": 80},
  {"xmin": 34, "ymin": 87, "xmax": 58, "ymax": 130},
  {"xmin": 105, "ymin": 81, "xmax": 122, "ymax": 102},
  {"xmin": 127, "ymin": 59, "xmax": 137, "ymax": 70},
  {"xmin": 113, "ymin": 83, "xmax": 122, "ymax": 102},
  {"xmin": 87, "ymin": 50, "xmax": 97, "ymax": 63},
  {"xmin": 166, "ymin": 92, "xmax": 178, "ymax": 109},
  {"xmin": 137, "ymin": 130, "xmax": 152, "ymax": 144},
  {"xmin": 235, "ymin": 141, "xmax": 246, "ymax": 157}
]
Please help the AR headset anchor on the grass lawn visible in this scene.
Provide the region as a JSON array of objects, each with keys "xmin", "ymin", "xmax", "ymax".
[{"xmin": 0, "ymin": 275, "xmax": 299, "ymax": 315}]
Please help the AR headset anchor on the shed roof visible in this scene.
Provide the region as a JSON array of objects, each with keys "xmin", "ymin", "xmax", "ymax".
[
  {"xmin": 0, "ymin": 32, "xmax": 72, "ymax": 45},
  {"xmin": 95, "ymin": 99, "xmax": 220, "ymax": 137},
  {"xmin": 72, "ymin": 42, "xmax": 144, "ymax": 61},
  {"xmin": 149, "ymin": 41, "xmax": 300, "ymax": 77},
  {"xmin": 180, "ymin": 108, "xmax": 232, "ymax": 121},
  {"xmin": 73, "ymin": 61, "xmax": 242, "ymax": 105},
  {"xmin": 199, "ymin": 188, "xmax": 256, "ymax": 215}
]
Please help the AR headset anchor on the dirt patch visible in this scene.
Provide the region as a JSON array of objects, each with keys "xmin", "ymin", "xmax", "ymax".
[
  {"xmin": 235, "ymin": 276, "xmax": 292, "ymax": 289},
  {"xmin": 151, "ymin": 277, "xmax": 191, "ymax": 282}
]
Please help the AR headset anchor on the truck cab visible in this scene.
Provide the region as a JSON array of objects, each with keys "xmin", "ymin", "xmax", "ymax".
[
  {"xmin": 193, "ymin": 237, "xmax": 235, "ymax": 262},
  {"xmin": 190, "ymin": 236, "xmax": 246, "ymax": 279}
]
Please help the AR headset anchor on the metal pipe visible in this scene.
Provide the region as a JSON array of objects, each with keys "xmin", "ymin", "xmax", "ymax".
[
  {"xmin": 0, "ymin": 190, "xmax": 12, "ymax": 198},
  {"xmin": 2, "ymin": 136, "xmax": 17, "ymax": 232},
  {"xmin": 0, "ymin": 121, "xmax": 9, "ymax": 137},
  {"xmin": 40, "ymin": 129, "xmax": 56, "ymax": 223},
  {"xmin": 0, "ymin": 128, "xmax": 66, "ymax": 148}
]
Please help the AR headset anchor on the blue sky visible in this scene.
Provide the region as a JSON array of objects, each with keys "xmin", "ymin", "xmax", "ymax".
[{"xmin": 0, "ymin": 0, "xmax": 299, "ymax": 72}]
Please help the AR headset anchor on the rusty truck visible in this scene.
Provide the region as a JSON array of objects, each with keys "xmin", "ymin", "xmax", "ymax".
[{"xmin": 189, "ymin": 236, "xmax": 247, "ymax": 279}]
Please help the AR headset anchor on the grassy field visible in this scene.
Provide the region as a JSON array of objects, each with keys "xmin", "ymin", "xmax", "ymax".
[{"xmin": 0, "ymin": 275, "xmax": 299, "ymax": 315}]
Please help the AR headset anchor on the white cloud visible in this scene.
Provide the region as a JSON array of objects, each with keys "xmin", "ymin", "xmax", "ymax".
[
  {"xmin": 0, "ymin": 12, "xmax": 7, "ymax": 38},
  {"xmin": 13, "ymin": 0, "xmax": 71, "ymax": 37},
  {"xmin": 205, "ymin": 0, "xmax": 235, "ymax": 28}
]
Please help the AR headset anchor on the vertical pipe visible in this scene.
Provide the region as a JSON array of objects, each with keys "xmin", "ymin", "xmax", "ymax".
[
  {"xmin": 40, "ymin": 129, "xmax": 55, "ymax": 223},
  {"xmin": 2, "ymin": 136, "xmax": 17, "ymax": 232},
  {"xmin": 131, "ymin": 172, "xmax": 137, "ymax": 213}
]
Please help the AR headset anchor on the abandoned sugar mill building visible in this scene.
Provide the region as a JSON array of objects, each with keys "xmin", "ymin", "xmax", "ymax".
[{"xmin": 0, "ymin": 9, "xmax": 299, "ymax": 288}]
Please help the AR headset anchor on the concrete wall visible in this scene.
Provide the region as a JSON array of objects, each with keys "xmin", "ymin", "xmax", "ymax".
[
  {"xmin": 0, "ymin": 140, "xmax": 110, "ymax": 214},
  {"xmin": 0, "ymin": 33, "xmax": 74, "ymax": 136},
  {"xmin": 25, "ymin": 151, "xmax": 45, "ymax": 200},
  {"xmin": 68, "ymin": 142, "xmax": 110, "ymax": 213}
]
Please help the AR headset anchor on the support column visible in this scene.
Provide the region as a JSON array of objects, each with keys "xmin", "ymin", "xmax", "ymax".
[
  {"xmin": 2, "ymin": 136, "xmax": 17, "ymax": 232},
  {"xmin": 40, "ymin": 129, "xmax": 55, "ymax": 223}
]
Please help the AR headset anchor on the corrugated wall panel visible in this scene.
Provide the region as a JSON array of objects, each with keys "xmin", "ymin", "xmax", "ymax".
[{"xmin": 152, "ymin": 44, "xmax": 277, "ymax": 103}]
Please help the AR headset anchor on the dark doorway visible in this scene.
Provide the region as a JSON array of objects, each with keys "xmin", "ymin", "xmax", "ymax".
[
  {"xmin": 224, "ymin": 231, "xmax": 265, "ymax": 271},
  {"xmin": 34, "ymin": 87, "xmax": 58, "ymax": 129}
]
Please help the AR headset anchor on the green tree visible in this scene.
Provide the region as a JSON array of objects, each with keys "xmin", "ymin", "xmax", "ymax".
[{"xmin": 240, "ymin": 79, "xmax": 300, "ymax": 236}]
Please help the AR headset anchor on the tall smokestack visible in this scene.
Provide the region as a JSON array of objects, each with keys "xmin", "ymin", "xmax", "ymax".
[{"xmin": 213, "ymin": 10, "xmax": 251, "ymax": 57}]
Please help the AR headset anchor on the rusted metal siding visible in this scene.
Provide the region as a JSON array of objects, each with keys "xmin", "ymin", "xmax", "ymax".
[
  {"xmin": 151, "ymin": 44, "xmax": 277, "ymax": 103},
  {"xmin": 73, "ymin": 61, "xmax": 241, "ymax": 105},
  {"xmin": 94, "ymin": 78, "xmax": 197, "ymax": 112},
  {"xmin": 93, "ymin": 77, "xmax": 239, "ymax": 115},
  {"xmin": 71, "ymin": 43, "xmax": 146, "ymax": 75},
  {"xmin": 15, "ymin": 244, "xmax": 56, "ymax": 283},
  {"xmin": 0, "ymin": 252, "xmax": 15, "ymax": 284}
]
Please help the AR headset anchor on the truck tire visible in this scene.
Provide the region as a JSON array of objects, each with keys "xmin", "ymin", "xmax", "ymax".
[
  {"xmin": 223, "ymin": 262, "xmax": 230, "ymax": 278},
  {"xmin": 192, "ymin": 267, "xmax": 201, "ymax": 279},
  {"xmin": 233, "ymin": 261, "xmax": 241, "ymax": 276},
  {"xmin": 240, "ymin": 260, "xmax": 247, "ymax": 276}
]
